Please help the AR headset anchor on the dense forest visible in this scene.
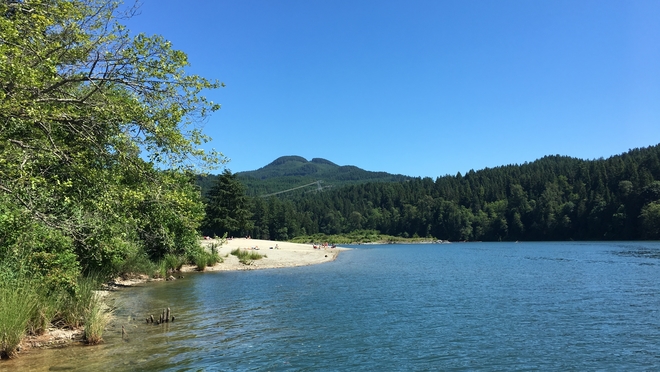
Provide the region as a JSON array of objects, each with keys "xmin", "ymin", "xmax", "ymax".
[{"xmin": 203, "ymin": 145, "xmax": 660, "ymax": 241}]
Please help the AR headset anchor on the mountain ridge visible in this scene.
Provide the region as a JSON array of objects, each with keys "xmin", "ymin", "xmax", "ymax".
[{"xmin": 196, "ymin": 156, "xmax": 413, "ymax": 197}]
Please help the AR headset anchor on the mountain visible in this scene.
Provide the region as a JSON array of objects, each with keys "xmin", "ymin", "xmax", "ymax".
[{"xmin": 197, "ymin": 156, "xmax": 412, "ymax": 197}]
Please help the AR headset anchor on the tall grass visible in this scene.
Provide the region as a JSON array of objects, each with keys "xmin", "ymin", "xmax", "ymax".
[
  {"xmin": 27, "ymin": 288, "xmax": 58, "ymax": 336},
  {"xmin": 57, "ymin": 275, "xmax": 99, "ymax": 328},
  {"xmin": 164, "ymin": 254, "xmax": 185, "ymax": 272},
  {"xmin": 83, "ymin": 293, "xmax": 110, "ymax": 345},
  {"xmin": 0, "ymin": 280, "xmax": 38, "ymax": 358},
  {"xmin": 193, "ymin": 251, "xmax": 222, "ymax": 271},
  {"xmin": 193, "ymin": 252, "xmax": 209, "ymax": 271},
  {"xmin": 0, "ymin": 274, "xmax": 104, "ymax": 358},
  {"xmin": 230, "ymin": 248, "xmax": 263, "ymax": 265}
]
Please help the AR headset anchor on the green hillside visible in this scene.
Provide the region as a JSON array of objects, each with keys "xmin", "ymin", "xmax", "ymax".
[{"xmin": 197, "ymin": 156, "xmax": 412, "ymax": 197}]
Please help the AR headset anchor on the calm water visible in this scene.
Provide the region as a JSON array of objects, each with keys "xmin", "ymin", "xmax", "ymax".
[{"xmin": 3, "ymin": 242, "xmax": 660, "ymax": 371}]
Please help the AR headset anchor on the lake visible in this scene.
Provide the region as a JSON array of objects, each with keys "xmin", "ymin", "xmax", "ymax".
[{"xmin": 3, "ymin": 242, "xmax": 660, "ymax": 371}]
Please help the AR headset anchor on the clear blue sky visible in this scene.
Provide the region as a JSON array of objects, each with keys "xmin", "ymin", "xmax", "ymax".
[{"xmin": 125, "ymin": 0, "xmax": 660, "ymax": 178}]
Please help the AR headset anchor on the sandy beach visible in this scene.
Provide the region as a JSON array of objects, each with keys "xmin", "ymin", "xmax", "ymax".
[
  {"xmin": 19, "ymin": 239, "xmax": 346, "ymax": 352},
  {"xmin": 181, "ymin": 238, "xmax": 347, "ymax": 272}
]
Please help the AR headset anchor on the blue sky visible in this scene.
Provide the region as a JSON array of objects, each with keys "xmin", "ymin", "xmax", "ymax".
[{"xmin": 125, "ymin": 0, "xmax": 660, "ymax": 178}]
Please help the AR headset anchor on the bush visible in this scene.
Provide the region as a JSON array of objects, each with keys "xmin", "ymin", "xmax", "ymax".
[
  {"xmin": 230, "ymin": 248, "xmax": 263, "ymax": 265},
  {"xmin": 112, "ymin": 250, "xmax": 157, "ymax": 278},
  {"xmin": 194, "ymin": 252, "xmax": 209, "ymax": 271},
  {"xmin": 164, "ymin": 254, "xmax": 185, "ymax": 272}
]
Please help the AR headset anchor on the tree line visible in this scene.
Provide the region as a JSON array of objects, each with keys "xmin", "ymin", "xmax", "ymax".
[{"xmin": 203, "ymin": 145, "xmax": 660, "ymax": 241}]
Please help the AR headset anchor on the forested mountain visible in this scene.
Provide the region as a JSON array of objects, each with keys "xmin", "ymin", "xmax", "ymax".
[
  {"xmin": 197, "ymin": 156, "xmax": 412, "ymax": 197},
  {"xmin": 221, "ymin": 145, "xmax": 660, "ymax": 241}
]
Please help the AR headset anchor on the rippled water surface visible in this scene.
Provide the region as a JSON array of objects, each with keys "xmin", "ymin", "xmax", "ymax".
[{"xmin": 3, "ymin": 242, "xmax": 660, "ymax": 371}]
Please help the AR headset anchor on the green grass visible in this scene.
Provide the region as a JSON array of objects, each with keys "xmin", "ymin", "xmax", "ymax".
[
  {"xmin": 193, "ymin": 252, "xmax": 208, "ymax": 271},
  {"xmin": 193, "ymin": 250, "xmax": 222, "ymax": 271},
  {"xmin": 57, "ymin": 275, "xmax": 99, "ymax": 329},
  {"xmin": 155, "ymin": 254, "xmax": 187, "ymax": 278},
  {"xmin": 83, "ymin": 294, "xmax": 110, "ymax": 345},
  {"xmin": 230, "ymin": 248, "xmax": 264, "ymax": 265},
  {"xmin": 27, "ymin": 288, "xmax": 58, "ymax": 337},
  {"xmin": 0, "ymin": 272, "xmax": 120, "ymax": 357},
  {"xmin": 0, "ymin": 280, "xmax": 38, "ymax": 359}
]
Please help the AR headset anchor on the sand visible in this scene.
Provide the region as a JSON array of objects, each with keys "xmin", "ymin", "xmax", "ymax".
[{"xmin": 180, "ymin": 238, "xmax": 347, "ymax": 272}]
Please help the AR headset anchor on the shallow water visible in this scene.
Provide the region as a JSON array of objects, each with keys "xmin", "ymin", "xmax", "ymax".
[{"xmin": 3, "ymin": 242, "xmax": 660, "ymax": 371}]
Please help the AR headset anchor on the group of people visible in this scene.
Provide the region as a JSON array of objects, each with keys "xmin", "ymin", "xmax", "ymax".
[{"xmin": 313, "ymin": 242, "xmax": 336, "ymax": 249}]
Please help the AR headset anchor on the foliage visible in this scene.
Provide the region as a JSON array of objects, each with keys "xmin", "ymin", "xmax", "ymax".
[
  {"xmin": 639, "ymin": 201, "xmax": 660, "ymax": 239},
  {"xmin": 236, "ymin": 145, "xmax": 660, "ymax": 241},
  {"xmin": 202, "ymin": 169, "xmax": 253, "ymax": 238},
  {"xmin": 1, "ymin": 0, "xmax": 223, "ymax": 275},
  {"xmin": 289, "ymin": 230, "xmax": 430, "ymax": 244},
  {"xmin": 0, "ymin": 0, "xmax": 224, "ymax": 354}
]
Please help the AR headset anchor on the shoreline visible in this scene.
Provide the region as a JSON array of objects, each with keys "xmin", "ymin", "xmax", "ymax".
[
  {"xmin": 190, "ymin": 237, "xmax": 347, "ymax": 272},
  {"xmin": 16, "ymin": 238, "xmax": 347, "ymax": 356}
]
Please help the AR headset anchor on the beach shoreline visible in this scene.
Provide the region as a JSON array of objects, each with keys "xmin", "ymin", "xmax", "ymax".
[
  {"xmin": 16, "ymin": 239, "xmax": 346, "ymax": 356},
  {"xmin": 187, "ymin": 237, "xmax": 347, "ymax": 272}
]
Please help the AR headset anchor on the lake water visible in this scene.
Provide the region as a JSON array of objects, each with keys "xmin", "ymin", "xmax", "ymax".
[{"xmin": 3, "ymin": 242, "xmax": 660, "ymax": 371}]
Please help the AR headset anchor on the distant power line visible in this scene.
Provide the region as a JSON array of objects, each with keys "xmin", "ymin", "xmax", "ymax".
[{"xmin": 260, "ymin": 180, "xmax": 331, "ymax": 197}]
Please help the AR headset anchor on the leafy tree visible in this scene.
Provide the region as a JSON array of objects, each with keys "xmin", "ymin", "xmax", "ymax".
[
  {"xmin": 640, "ymin": 201, "xmax": 660, "ymax": 239},
  {"xmin": 203, "ymin": 170, "xmax": 253, "ymax": 238},
  {"xmin": 0, "ymin": 0, "xmax": 224, "ymax": 278}
]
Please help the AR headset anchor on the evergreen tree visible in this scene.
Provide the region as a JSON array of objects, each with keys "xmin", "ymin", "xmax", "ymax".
[
  {"xmin": 203, "ymin": 170, "xmax": 253, "ymax": 238},
  {"xmin": 230, "ymin": 144, "xmax": 660, "ymax": 242}
]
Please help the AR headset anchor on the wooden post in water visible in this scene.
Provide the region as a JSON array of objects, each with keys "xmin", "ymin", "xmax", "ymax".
[
  {"xmin": 150, "ymin": 314, "xmax": 154, "ymax": 323},
  {"xmin": 166, "ymin": 307, "xmax": 171, "ymax": 323}
]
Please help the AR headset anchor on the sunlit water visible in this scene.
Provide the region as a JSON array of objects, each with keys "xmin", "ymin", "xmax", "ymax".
[{"xmin": 3, "ymin": 242, "xmax": 660, "ymax": 371}]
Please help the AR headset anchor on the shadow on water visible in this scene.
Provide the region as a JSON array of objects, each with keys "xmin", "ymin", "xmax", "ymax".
[
  {"xmin": 605, "ymin": 242, "xmax": 660, "ymax": 267},
  {"xmin": 611, "ymin": 246, "xmax": 660, "ymax": 260}
]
